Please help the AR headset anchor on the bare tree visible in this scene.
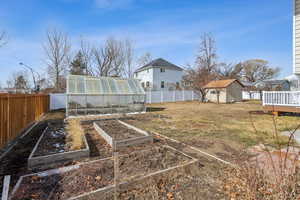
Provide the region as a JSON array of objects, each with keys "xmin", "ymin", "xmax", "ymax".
[
  {"xmin": 7, "ymin": 70, "xmax": 30, "ymax": 90},
  {"xmin": 80, "ymin": 38, "xmax": 94, "ymax": 75},
  {"xmin": 196, "ymin": 33, "xmax": 218, "ymax": 73},
  {"xmin": 0, "ymin": 31, "xmax": 7, "ymax": 48},
  {"xmin": 44, "ymin": 29, "xmax": 71, "ymax": 90},
  {"xmin": 137, "ymin": 52, "xmax": 152, "ymax": 67},
  {"xmin": 123, "ymin": 39, "xmax": 134, "ymax": 78},
  {"xmin": 241, "ymin": 59, "xmax": 280, "ymax": 83},
  {"xmin": 93, "ymin": 37, "xmax": 125, "ymax": 77},
  {"xmin": 217, "ymin": 62, "xmax": 243, "ymax": 79},
  {"xmin": 184, "ymin": 33, "xmax": 219, "ymax": 102}
]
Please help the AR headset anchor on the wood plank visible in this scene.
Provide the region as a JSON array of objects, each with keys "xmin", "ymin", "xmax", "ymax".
[
  {"xmin": 263, "ymin": 105, "xmax": 300, "ymax": 113},
  {"xmin": 1, "ymin": 175, "xmax": 11, "ymax": 200},
  {"xmin": 0, "ymin": 94, "xmax": 49, "ymax": 149}
]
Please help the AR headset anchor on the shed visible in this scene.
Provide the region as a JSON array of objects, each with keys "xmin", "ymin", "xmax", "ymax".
[
  {"xmin": 66, "ymin": 75, "xmax": 146, "ymax": 116},
  {"xmin": 204, "ymin": 79, "xmax": 244, "ymax": 103}
]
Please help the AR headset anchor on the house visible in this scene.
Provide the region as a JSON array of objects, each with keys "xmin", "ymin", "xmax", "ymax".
[
  {"xmin": 134, "ymin": 58, "xmax": 184, "ymax": 91},
  {"xmin": 204, "ymin": 79, "xmax": 244, "ymax": 103},
  {"xmin": 285, "ymin": 0, "xmax": 300, "ymax": 90},
  {"xmin": 255, "ymin": 80, "xmax": 290, "ymax": 91}
]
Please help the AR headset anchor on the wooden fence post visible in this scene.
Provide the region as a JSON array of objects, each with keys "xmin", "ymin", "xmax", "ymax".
[
  {"xmin": 7, "ymin": 95, "xmax": 10, "ymax": 146},
  {"xmin": 24, "ymin": 95, "xmax": 28, "ymax": 127}
]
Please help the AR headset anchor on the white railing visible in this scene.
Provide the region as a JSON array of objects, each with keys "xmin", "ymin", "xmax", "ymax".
[{"xmin": 263, "ymin": 91, "xmax": 300, "ymax": 106}]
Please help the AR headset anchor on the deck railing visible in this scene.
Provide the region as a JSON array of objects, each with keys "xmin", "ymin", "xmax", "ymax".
[{"xmin": 263, "ymin": 91, "xmax": 300, "ymax": 106}]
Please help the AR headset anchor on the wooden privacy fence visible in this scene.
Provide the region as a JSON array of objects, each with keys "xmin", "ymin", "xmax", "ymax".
[{"xmin": 0, "ymin": 94, "xmax": 50, "ymax": 149}]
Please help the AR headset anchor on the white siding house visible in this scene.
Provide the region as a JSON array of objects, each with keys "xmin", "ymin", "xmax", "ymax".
[
  {"xmin": 134, "ymin": 58, "xmax": 184, "ymax": 91},
  {"xmin": 285, "ymin": 0, "xmax": 300, "ymax": 90},
  {"xmin": 295, "ymin": 0, "xmax": 300, "ymax": 75}
]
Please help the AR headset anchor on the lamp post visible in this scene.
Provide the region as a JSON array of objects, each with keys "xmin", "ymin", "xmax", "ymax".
[{"xmin": 19, "ymin": 62, "xmax": 40, "ymax": 92}]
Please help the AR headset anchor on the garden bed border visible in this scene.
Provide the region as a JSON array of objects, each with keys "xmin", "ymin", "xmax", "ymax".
[
  {"xmin": 10, "ymin": 146, "xmax": 197, "ymax": 200},
  {"xmin": 27, "ymin": 126, "xmax": 90, "ymax": 170},
  {"xmin": 2, "ymin": 175, "xmax": 11, "ymax": 200},
  {"xmin": 93, "ymin": 120, "xmax": 153, "ymax": 150}
]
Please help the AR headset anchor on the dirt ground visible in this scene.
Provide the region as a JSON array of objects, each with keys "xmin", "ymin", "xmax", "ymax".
[
  {"xmin": 97, "ymin": 120, "xmax": 143, "ymax": 140},
  {"xmin": 11, "ymin": 146, "xmax": 193, "ymax": 200},
  {"xmin": 5, "ymin": 101, "xmax": 296, "ymax": 199},
  {"xmin": 124, "ymin": 101, "xmax": 300, "ymax": 163},
  {"xmin": 0, "ymin": 110, "xmax": 65, "ymax": 196}
]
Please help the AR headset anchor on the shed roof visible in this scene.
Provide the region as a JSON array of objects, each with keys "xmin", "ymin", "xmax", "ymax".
[
  {"xmin": 134, "ymin": 58, "xmax": 183, "ymax": 73},
  {"xmin": 67, "ymin": 75, "xmax": 145, "ymax": 95},
  {"xmin": 204, "ymin": 79, "xmax": 244, "ymax": 89}
]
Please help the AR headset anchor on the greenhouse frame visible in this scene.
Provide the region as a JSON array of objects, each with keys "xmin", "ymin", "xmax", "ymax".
[{"xmin": 66, "ymin": 75, "xmax": 146, "ymax": 116}]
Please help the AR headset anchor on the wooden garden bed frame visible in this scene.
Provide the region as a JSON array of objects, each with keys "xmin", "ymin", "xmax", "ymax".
[
  {"xmin": 93, "ymin": 120, "xmax": 153, "ymax": 150},
  {"xmin": 28, "ymin": 127, "xmax": 90, "ymax": 170}
]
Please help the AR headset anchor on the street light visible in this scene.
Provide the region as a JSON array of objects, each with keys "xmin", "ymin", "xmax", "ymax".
[{"xmin": 19, "ymin": 62, "xmax": 40, "ymax": 92}]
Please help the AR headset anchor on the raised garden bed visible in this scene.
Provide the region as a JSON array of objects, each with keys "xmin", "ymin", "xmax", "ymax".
[
  {"xmin": 28, "ymin": 121, "xmax": 90, "ymax": 170},
  {"xmin": 94, "ymin": 120, "xmax": 153, "ymax": 150},
  {"xmin": 10, "ymin": 146, "xmax": 196, "ymax": 200}
]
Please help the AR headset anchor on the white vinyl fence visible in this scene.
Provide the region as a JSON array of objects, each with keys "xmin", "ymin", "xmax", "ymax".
[
  {"xmin": 146, "ymin": 90, "xmax": 200, "ymax": 104},
  {"xmin": 50, "ymin": 90, "xmax": 200, "ymax": 110},
  {"xmin": 242, "ymin": 91, "xmax": 261, "ymax": 100},
  {"xmin": 50, "ymin": 93, "xmax": 66, "ymax": 110}
]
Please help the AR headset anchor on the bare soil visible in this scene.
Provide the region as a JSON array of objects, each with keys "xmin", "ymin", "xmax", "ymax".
[
  {"xmin": 0, "ymin": 122, "xmax": 48, "ymax": 195},
  {"xmin": 33, "ymin": 121, "xmax": 86, "ymax": 157},
  {"xmin": 97, "ymin": 120, "xmax": 144, "ymax": 140},
  {"xmin": 11, "ymin": 146, "xmax": 192, "ymax": 200}
]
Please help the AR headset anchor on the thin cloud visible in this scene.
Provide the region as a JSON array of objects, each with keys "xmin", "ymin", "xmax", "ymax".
[{"xmin": 94, "ymin": 0, "xmax": 134, "ymax": 9}]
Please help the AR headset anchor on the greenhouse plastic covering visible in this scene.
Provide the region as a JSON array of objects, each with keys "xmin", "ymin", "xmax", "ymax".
[
  {"xmin": 66, "ymin": 75, "xmax": 146, "ymax": 116},
  {"xmin": 67, "ymin": 75, "xmax": 145, "ymax": 95}
]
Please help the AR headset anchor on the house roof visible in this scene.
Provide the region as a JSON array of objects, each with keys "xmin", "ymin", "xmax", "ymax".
[
  {"xmin": 257, "ymin": 80, "xmax": 289, "ymax": 85},
  {"xmin": 134, "ymin": 58, "xmax": 183, "ymax": 73},
  {"xmin": 204, "ymin": 79, "xmax": 244, "ymax": 89}
]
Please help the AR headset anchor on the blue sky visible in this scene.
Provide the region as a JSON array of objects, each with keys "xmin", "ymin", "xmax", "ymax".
[{"xmin": 0, "ymin": 0, "xmax": 293, "ymax": 86}]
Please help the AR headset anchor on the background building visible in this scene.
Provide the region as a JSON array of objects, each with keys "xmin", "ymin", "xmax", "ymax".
[
  {"xmin": 134, "ymin": 58, "xmax": 184, "ymax": 91},
  {"xmin": 286, "ymin": 0, "xmax": 300, "ymax": 90},
  {"xmin": 204, "ymin": 79, "xmax": 244, "ymax": 103}
]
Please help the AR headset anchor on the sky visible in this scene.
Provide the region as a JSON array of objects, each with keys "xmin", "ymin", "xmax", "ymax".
[{"xmin": 0, "ymin": 0, "xmax": 294, "ymax": 86}]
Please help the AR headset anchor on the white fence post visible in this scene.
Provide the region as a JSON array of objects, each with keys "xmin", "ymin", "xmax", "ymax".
[
  {"xmin": 192, "ymin": 91, "xmax": 194, "ymax": 101},
  {"xmin": 262, "ymin": 91, "xmax": 265, "ymax": 106},
  {"xmin": 182, "ymin": 89, "xmax": 185, "ymax": 101},
  {"xmin": 173, "ymin": 90, "xmax": 175, "ymax": 102}
]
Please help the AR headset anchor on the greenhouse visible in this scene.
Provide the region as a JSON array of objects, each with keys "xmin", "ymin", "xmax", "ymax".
[{"xmin": 66, "ymin": 75, "xmax": 146, "ymax": 116}]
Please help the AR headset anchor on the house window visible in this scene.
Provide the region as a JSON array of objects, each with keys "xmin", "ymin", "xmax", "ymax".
[
  {"xmin": 160, "ymin": 68, "xmax": 165, "ymax": 73},
  {"xmin": 146, "ymin": 81, "xmax": 150, "ymax": 87},
  {"xmin": 210, "ymin": 90, "xmax": 216, "ymax": 94},
  {"xmin": 161, "ymin": 81, "xmax": 165, "ymax": 89},
  {"xmin": 141, "ymin": 82, "xmax": 145, "ymax": 88}
]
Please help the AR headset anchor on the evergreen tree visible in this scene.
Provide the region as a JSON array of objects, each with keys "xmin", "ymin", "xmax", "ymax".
[{"xmin": 70, "ymin": 51, "xmax": 86, "ymax": 75}]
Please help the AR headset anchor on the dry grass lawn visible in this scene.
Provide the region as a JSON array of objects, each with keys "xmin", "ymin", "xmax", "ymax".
[{"xmin": 127, "ymin": 101, "xmax": 300, "ymax": 162}]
